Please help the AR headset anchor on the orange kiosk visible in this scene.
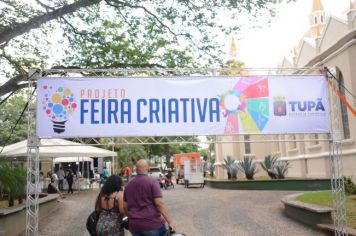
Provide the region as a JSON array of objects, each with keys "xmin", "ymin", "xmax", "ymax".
[{"xmin": 174, "ymin": 153, "xmax": 201, "ymax": 185}]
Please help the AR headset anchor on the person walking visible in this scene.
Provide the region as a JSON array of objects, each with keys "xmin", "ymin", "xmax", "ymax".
[
  {"xmin": 95, "ymin": 175, "xmax": 125, "ymax": 236},
  {"xmin": 103, "ymin": 166, "xmax": 110, "ymax": 180},
  {"xmin": 51, "ymin": 169, "xmax": 58, "ymax": 187},
  {"xmin": 124, "ymin": 165, "xmax": 131, "ymax": 179},
  {"xmin": 66, "ymin": 169, "xmax": 74, "ymax": 194},
  {"xmin": 123, "ymin": 159, "xmax": 176, "ymax": 236},
  {"xmin": 57, "ymin": 167, "xmax": 65, "ymax": 191}
]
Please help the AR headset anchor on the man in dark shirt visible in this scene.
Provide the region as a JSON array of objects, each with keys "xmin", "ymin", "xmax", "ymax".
[{"xmin": 123, "ymin": 159, "xmax": 176, "ymax": 236}]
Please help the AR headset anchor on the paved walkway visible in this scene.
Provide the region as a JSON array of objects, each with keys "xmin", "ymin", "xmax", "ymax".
[{"xmin": 35, "ymin": 185, "xmax": 327, "ymax": 236}]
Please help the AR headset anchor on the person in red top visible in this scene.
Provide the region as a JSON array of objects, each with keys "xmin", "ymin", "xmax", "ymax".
[
  {"xmin": 124, "ymin": 165, "xmax": 131, "ymax": 178},
  {"xmin": 123, "ymin": 159, "xmax": 175, "ymax": 236}
]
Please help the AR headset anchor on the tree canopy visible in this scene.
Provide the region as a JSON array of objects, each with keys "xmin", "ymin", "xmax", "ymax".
[
  {"xmin": 0, "ymin": 0, "xmax": 290, "ymax": 97},
  {"xmin": 0, "ymin": 93, "xmax": 28, "ymax": 146}
]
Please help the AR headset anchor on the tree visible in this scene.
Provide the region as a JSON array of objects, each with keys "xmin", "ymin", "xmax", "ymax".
[
  {"xmin": 0, "ymin": 0, "xmax": 290, "ymax": 97},
  {"xmin": 0, "ymin": 93, "xmax": 28, "ymax": 146},
  {"xmin": 146, "ymin": 137, "xmax": 199, "ymax": 168},
  {"xmin": 220, "ymin": 59, "xmax": 248, "ymax": 75},
  {"xmin": 116, "ymin": 145, "xmax": 147, "ymax": 170}
]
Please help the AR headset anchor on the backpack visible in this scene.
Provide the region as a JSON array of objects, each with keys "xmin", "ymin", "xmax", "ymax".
[
  {"xmin": 86, "ymin": 210, "xmax": 99, "ymax": 236},
  {"xmin": 86, "ymin": 193, "xmax": 101, "ymax": 236}
]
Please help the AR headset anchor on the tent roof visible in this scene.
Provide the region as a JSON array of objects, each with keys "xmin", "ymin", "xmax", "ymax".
[
  {"xmin": 54, "ymin": 157, "xmax": 93, "ymax": 163},
  {"xmin": 0, "ymin": 138, "xmax": 116, "ymax": 159}
]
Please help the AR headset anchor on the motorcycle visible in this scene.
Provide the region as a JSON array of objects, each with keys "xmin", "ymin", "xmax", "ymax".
[{"xmin": 159, "ymin": 173, "xmax": 174, "ymax": 189}]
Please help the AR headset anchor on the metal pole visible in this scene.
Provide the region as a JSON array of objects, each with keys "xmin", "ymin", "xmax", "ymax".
[
  {"xmin": 325, "ymin": 67, "xmax": 348, "ymax": 236},
  {"xmin": 26, "ymin": 70, "xmax": 40, "ymax": 236}
]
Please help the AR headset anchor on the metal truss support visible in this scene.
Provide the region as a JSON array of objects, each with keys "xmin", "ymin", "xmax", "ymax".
[
  {"xmin": 26, "ymin": 70, "xmax": 40, "ymax": 236},
  {"xmin": 26, "ymin": 67, "xmax": 339, "ymax": 234},
  {"xmin": 330, "ymin": 133, "xmax": 347, "ymax": 235},
  {"xmin": 326, "ymin": 67, "xmax": 348, "ymax": 236},
  {"xmin": 68, "ymin": 135, "xmax": 330, "ymax": 146}
]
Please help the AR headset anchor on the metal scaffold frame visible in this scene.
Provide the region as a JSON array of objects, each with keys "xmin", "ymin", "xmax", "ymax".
[
  {"xmin": 26, "ymin": 67, "xmax": 347, "ymax": 235},
  {"xmin": 326, "ymin": 68, "xmax": 348, "ymax": 236},
  {"xmin": 26, "ymin": 70, "xmax": 40, "ymax": 235}
]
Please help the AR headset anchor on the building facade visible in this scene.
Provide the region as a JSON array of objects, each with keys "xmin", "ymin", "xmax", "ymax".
[{"xmin": 215, "ymin": 0, "xmax": 356, "ymax": 181}]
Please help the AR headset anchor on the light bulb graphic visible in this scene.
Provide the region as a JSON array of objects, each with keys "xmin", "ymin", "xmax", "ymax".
[{"xmin": 41, "ymin": 84, "xmax": 77, "ymax": 134}]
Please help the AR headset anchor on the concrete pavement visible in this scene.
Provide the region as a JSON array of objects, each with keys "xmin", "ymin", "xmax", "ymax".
[{"xmin": 34, "ymin": 184, "xmax": 327, "ymax": 236}]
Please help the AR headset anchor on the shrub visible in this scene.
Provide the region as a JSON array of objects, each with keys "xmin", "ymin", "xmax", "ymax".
[
  {"xmin": 0, "ymin": 162, "xmax": 26, "ymax": 206},
  {"xmin": 222, "ymin": 156, "xmax": 238, "ymax": 179},
  {"xmin": 208, "ymin": 157, "xmax": 216, "ymax": 177},
  {"xmin": 260, "ymin": 155, "xmax": 279, "ymax": 179},
  {"xmin": 238, "ymin": 156, "xmax": 258, "ymax": 180},
  {"xmin": 344, "ymin": 176, "xmax": 356, "ymax": 195},
  {"xmin": 230, "ymin": 162, "xmax": 238, "ymax": 180},
  {"xmin": 275, "ymin": 161, "xmax": 290, "ymax": 179}
]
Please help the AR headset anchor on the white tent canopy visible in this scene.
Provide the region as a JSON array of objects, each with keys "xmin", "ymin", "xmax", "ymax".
[
  {"xmin": 0, "ymin": 138, "xmax": 116, "ymax": 160},
  {"xmin": 53, "ymin": 157, "xmax": 93, "ymax": 163}
]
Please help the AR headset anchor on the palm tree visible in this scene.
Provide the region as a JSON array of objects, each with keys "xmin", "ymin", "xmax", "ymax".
[
  {"xmin": 12, "ymin": 165, "xmax": 27, "ymax": 204},
  {"xmin": 0, "ymin": 162, "xmax": 16, "ymax": 206}
]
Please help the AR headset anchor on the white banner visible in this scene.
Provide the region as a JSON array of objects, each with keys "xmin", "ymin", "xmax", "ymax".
[{"xmin": 37, "ymin": 76, "xmax": 330, "ymax": 137}]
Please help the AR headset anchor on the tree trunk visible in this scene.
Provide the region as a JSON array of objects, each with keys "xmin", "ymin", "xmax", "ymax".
[
  {"xmin": 164, "ymin": 145, "xmax": 170, "ymax": 168},
  {"xmin": 8, "ymin": 195, "xmax": 14, "ymax": 207}
]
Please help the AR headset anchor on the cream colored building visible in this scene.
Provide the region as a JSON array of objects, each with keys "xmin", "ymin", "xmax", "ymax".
[{"xmin": 215, "ymin": 0, "xmax": 356, "ymax": 181}]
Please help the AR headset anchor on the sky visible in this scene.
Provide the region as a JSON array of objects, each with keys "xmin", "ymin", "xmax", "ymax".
[{"xmin": 229, "ymin": 0, "xmax": 350, "ymax": 68}]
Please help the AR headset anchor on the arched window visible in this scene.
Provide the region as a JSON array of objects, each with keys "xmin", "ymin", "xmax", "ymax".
[
  {"xmin": 315, "ymin": 16, "xmax": 318, "ymax": 24},
  {"xmin": 337, "ymin": 72, "xmax": 350, "ymax": 139},
  {"xmin": 321, "ymin": 15, "xmax": 324, "ymax": 23}
]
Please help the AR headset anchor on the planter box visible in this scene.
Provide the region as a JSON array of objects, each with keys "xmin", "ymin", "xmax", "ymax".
[
  {"xmin": 0, "ymin": 200, "xmax": 8, "ymax": 209},
  {"xmin": 281, "ymin": 193, "xmax": 332, "ymax": 226},
  {"xmin": 0, "ymin": 193, "xmax": 59, "ymax": 235},
  {"xmin": 204, "ymin": 178, "xmax": 331, "ymax": 191},
  {"xmin": 282, "ymin": 193, "xmax": 356, "ymax": 235}
]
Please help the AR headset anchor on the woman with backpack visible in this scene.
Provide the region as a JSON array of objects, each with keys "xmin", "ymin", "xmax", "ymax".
[{"xmin": 95, "ymin": 175, "xmax": 125, "ymax": 236}]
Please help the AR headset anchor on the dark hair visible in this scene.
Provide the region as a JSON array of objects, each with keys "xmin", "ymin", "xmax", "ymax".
[{"xmin": 100, "ymin": 175, "xmax": 123, "ymax": 196}]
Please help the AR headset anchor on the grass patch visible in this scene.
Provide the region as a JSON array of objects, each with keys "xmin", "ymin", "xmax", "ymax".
[
  {"xmin": 297, "ymin": 191, "xmax": 333, "ymax": 206},
  {"xmin": 297, "ymin": 191, "xmax": 356, "ymax": 229}
]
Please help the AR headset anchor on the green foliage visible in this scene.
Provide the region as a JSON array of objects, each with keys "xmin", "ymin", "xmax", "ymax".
[
  {"xmin": 238, "ymin": 156, "xmax": 258, "ymax": 180},
  {"xmin": 101, "ymin": 137, "xmax": 199, "ymax": 171},
  {"xmin": 260, "ymin": 155, "xmax": 291, "ymax": 179},
  {"xmin": 344, "ymin": 176, "xmax": 356, "ymax": 195},
  {"xmin": 297, "ymin": 191, "xmax": 356, "ymax": 229},
  {"xmin": 222, "ymin": 156, "xmax": 238, "ymax": 179},
  {"xmin": 296, "ymin": 191, "xmax": 332, "ymax": 207},
  {"xmin": 209, "ymin": 160, "xmax": 216, "ymax": 178},
  {"xmin": 274, "ymin": 161, "xmax": 290, "ymax": 179},
  {"xmin": 0, "ymin": 162, "xmax": 15, "ymax": 196},
  {"xmin": 116, "ymin": 145, "xmax": 147, "ymax": 169},
  {"xmin": 207, "ymin": 155, "xmax": 216, "ymax": 177},
  {"xmin": 0, "ymin": 161, "xmax": 27, "ymax": 206},
  {"xmin": 0, "ymin": 0, "xmax": 288, "ymax": 96},
  {"xmin": 260, "ymin": 155, "xmax": 278, "ymax": 172},
  {"xmin": 11, "ymin": 165, "xmax": 27, "ymax": 197},
  {"xmin": 0, "ymin": 93, "xmax": 28, "ymax": 146},
  {"xmin": 261, "ymin": 155, "xmax": 278, "ymax": 179}
]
